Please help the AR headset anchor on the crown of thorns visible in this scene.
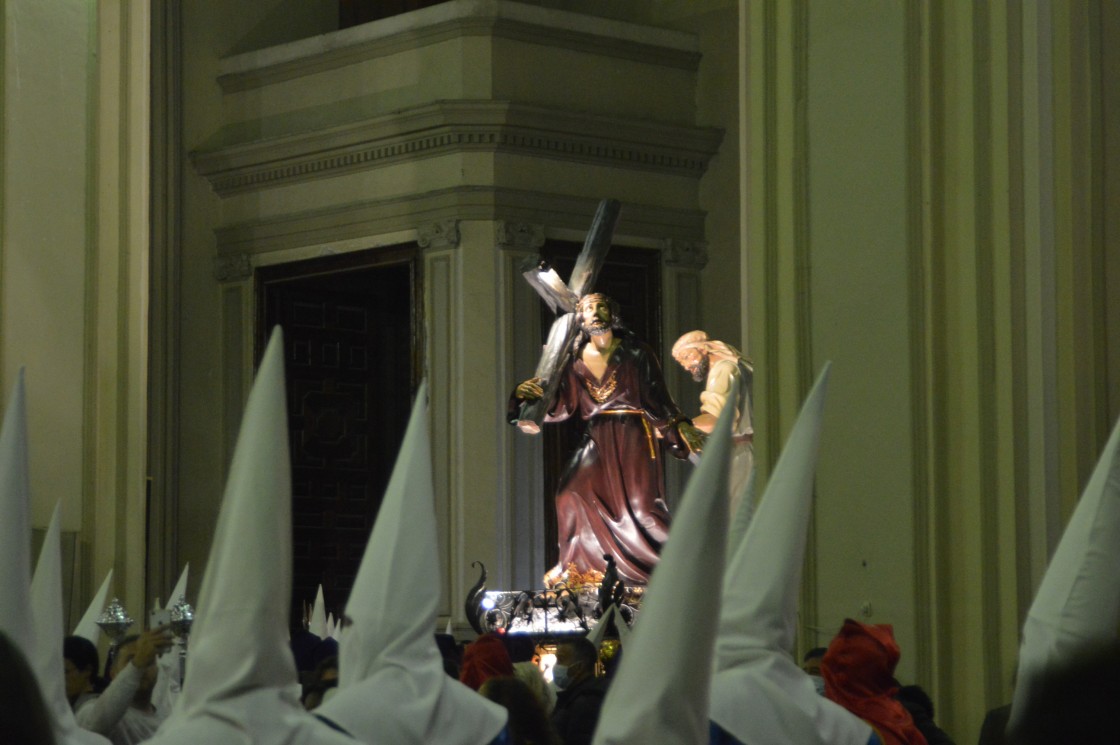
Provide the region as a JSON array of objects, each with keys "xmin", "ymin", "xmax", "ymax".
[{"xmin": 576, "ymin": 293, "xmax": 613, "ymax": 311}]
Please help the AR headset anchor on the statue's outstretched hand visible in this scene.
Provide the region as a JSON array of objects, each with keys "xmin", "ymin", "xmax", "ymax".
[
  {"xmin": 516, "ymin": 377, "xmax": 544, "ymax": 401},
  {"xmin": 678, "ymin": 421, "xmax": 707, "ymax": 455}
]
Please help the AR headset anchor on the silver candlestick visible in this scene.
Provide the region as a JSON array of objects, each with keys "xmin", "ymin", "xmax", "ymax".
[{"xmin": 96, "ymin": 598, "xmax": 134, "ymax": 642}]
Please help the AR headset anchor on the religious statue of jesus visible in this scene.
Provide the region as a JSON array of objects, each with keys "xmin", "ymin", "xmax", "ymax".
[{"xmin": 510, "ymin": 293, "xmax": 703, "ymax": 587}]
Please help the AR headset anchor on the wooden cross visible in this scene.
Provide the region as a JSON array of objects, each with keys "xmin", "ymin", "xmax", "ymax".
[{"xmin": 514, "ymin": 198, "xmax": 621, "ymax": 434}]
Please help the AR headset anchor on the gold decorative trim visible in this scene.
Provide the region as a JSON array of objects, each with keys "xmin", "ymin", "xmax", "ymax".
[{"xmin": 585, "ymin": 370, "xmax": 618, "ymax": 403}]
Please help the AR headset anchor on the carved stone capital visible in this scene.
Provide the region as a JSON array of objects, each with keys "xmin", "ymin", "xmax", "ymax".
[
  {"xmin": 417, "ymin": 219, "xmax": 460, "ymax": 250},
  {"xmin": 213, "ymin": 252, "xmax": 252, "ymax": 282},
  {"xmin": 662, "ymin": 239, "xmax": 709, "ymax": 269},
  {"xmin": 495, "ymin": 221, "xmax": 546, "ymax": 252}
]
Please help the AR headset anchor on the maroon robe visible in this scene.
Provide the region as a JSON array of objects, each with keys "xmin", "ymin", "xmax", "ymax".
[{"xmin": 513, "ymin": 332, "xmax": 690, "ymax": 585}]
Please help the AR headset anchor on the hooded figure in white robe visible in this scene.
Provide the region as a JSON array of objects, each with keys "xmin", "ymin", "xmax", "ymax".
[
  {"xmin": 709, "ymin": 364, "xmax": 877, "ymax": 745},
  {"xmin": 33, "ymin": 504, "xmax": 114, "ymax": 745},
  {"xmin": 72, "ymin": 569, "xmax": 114, "ymax": 645},
  {"xmin": 147, "ymin": 328, "xmax": 356, "ymax": 745},
  {"xmin": 309, "ymin": 585, "xmax": 327, "ymax": 639},
  {"xmin": 1007, "ymin": 412, "xmax": 1120, "ymax": 736},
  {"xmin": 0, "ymin": 372, "xmax": 110, "ymax": 745},
  {"xmin": 590, "ymin": 376, "xmax": 737, "ymax": 745},
  {"xmin": 315, "ymin": 381, "xmax": 508, "ymax": 744},
  {"xmin": 151, "ymin": 564, "xmax": 189, "ymax": 719}
]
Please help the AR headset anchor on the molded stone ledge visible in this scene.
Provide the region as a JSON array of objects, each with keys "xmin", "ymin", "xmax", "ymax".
[
  {"xmin": 212, "ymin": 186, "xmax": 707, "ymax": 257},
  {"xmin": 191, "ymin": 101, "xmax": 724, "ymax": 197},
  {"xmin": 218, "ymin": 0, "xmax": 699, "ymax": 93}
]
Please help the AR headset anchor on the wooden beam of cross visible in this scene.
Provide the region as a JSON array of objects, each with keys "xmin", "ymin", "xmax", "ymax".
[{"xmin": 515, "ymin": 198, "xmax": 621, "ymax": 434}]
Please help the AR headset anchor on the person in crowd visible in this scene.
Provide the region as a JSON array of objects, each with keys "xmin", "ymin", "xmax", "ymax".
[
  {"xmin": 75, "ymin": 627, "xmax": 174, "ymax": 745},
  {"xmin": 301, "ymin": 655, "xmax": 338, "ymax": 711},
  {"xmin": 1005, "ymin": 640, "xmax": 1120, "ymax": 745},
  {"xmin": 803, "ymin": 646, "xmax": 828, "ymax": 675},
  {"xmin": 803, "ymin": 646, "xmax": 828, "ymax": 694},
  {"xmin": 896, "ymin": 684, "xmax": 955, "ymax": 745},
  {"xmin": 459, "ymin": 633, "xmax": 515, "ymax": 691},
  {"xmin": 307, "ymin": 636, "xmax": 338, "ymax": 676},
  {"xmin": 822, "ymin": 619, "xmax": 928, "ymax": 745},
  {"xmin": 479, "ymin": 676, "xmax": 561, "ymax": 745},
  {"xmin": 549, "ymin": 637, "xmax": 607, "ymax": 745},
  {"xmin": 63, "ymin": 636, "xmax": 103, "ymax": 710},
  {"xmin": 0, "ymin": 630, "xmax": 57, "ymax": 745},
  {"xmin": 977, "ymin": 704, "xmax": 1011, "ymax": 745},
  {"xmin": 512, "ymin": 660, "xmax": 556, "ymax": 715},
  {"xmin": 435, "ymin": 633, "xmax": 461, "ymax": 678},
  {"xmin": 289, "ymin": 624, "xmax": 321, "ymax": 677}
]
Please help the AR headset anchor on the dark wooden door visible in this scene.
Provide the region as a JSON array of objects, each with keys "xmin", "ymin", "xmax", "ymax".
[
  {"xmin": 257, "ymin": 247, "xmax": 420, "ymax": 628},
  {"xmin": 536, "ymin": 243, "xmax": 663, "ymax": 571}
]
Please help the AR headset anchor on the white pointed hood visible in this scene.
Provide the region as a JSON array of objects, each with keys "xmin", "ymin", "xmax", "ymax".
[
  {"xmin": 586, "ymin": 604, "xmax": 630, "ymax": 651},
  {"xmin": 725, "ymin": 467, "xmax": 757, "ymax": 563},
  {"xmin": 310, "ymin": 585, "xmax": 327, "ymax": 639},
  {"xmin": 150, "ymin": 328, "xmax": 354, "ymax": 745},
  {"xmin": 710, "ymin": 364, "xmax": 871, "ymax": 745},
  {"xmin": 1009, "ymin": 412, "xmax": 1120, "ymax": 729},
  {"xmin": 32, "ymin": 504, "xmax": 112, "ymax": 745},
  {"xmin": 316, "ymin": 381, "xmax": 507, "ymax": 744},
  {"xmin": 0, "ymin": 371, "xmax": 34, "ymax": 655},
  {"xmin": 591, "ymin": 377, "xmax": 736, "ymax": 745},
  {"xmin": 73, "ymin": 569, "xmax": 114, "ymax": 644},
  {"xmin": 153, "ymin": 565, "xmax": 190, "ymax": 717},
  {"xmin": 165, "ymin": 564, "xmax": 190, "ymax": 610}
]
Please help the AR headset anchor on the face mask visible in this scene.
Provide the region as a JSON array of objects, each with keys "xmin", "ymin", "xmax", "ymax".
[
  {"xmin": 552, "ymin": 664, "xmax": 571, "ymax": 690},
  {"xmin": 810, "ymin": 674, "xmax": 826, "ymax": 696}
]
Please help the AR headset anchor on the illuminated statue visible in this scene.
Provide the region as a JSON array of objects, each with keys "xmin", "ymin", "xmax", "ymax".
[
  {"xmin": 671, "ymin": 330, "xmax": 754, "ymax": 516},
  {"xmin": 511, "ymin": 294, "xmax": 701, "ymax": 586}
]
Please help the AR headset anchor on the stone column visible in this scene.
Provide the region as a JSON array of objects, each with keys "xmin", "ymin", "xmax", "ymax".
[
  {"xmin": 496, "ymin": 221, "xmax": 548, "ymax": 589},
  {"xmin": 1, "ymin": 0, "xmax": 151, "ymax": 623},
  {"xmin": 662, "ymin": 238, "xmax": 708, "ymax": 507}
]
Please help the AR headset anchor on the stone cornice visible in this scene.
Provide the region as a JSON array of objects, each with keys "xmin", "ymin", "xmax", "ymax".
[
  {"xmin": 212, "ymin": 187, "xmax": 706, "ymax": 257},
  {"xmin": 190, "ymin": 101, "xmax": 724, "ymax": 197},
  {"xmin": 218, "ymin": 0, "xmax": 699, "ymax": 93}
]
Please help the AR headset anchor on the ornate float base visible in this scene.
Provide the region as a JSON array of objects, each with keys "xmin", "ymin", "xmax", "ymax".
[
  {"xmin": 477, "ymin": 587, "xmax": 643, "ymax": 635},
  {"xmin": 465, "ymin": 560, "xmax": 644, "ymax": 637}
]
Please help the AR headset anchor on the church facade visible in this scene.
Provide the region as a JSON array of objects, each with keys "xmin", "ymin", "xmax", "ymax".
[{"xmin": 2, "ymin": 1, "xmax": 1118, "ymax": 740}]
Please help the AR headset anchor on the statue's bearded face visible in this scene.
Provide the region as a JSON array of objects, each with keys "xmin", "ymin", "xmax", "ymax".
[
  {"xmin": 579, "ymin": 297, "xmax": 613, "ymax": 336},
  {"xmin": 674, "ymin": 347, "xmax": 709, "ymax": 382}
]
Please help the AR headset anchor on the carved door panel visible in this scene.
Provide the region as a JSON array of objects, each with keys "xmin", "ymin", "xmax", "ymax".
[
  {"xmin": 536, "ymin": 243, "xmax": 663, "ymax": 570},
  {"xmin": 257, "ymin": 247, "xmax": 420, "ymax": 628}
]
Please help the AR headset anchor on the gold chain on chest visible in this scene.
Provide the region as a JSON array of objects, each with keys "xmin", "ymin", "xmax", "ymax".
[{"xmin": 585, "ymin": 369, "xmax": 618, "ymax": 403}]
